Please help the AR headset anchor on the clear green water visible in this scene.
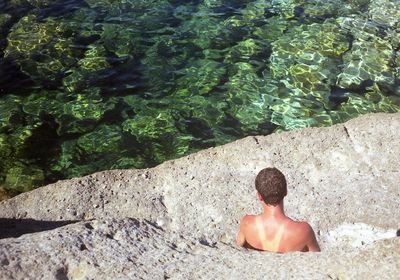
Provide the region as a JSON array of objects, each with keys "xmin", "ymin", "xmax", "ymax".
[{"xmin": 0, "ymin": 0, "xmax": 399, "ymax": 193}]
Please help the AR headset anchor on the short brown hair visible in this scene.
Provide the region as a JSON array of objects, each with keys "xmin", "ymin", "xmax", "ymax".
[{"xmin": 255, "ymin": 168, "xmax": 287, "ymax": 204}]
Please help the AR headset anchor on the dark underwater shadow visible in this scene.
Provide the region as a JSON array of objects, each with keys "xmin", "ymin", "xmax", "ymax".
[{"xmin": 0, "ymin": 218, "xmax": 79, "ymax": 239}]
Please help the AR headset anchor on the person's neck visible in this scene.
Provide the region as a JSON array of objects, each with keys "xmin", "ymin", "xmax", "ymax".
[{"xmin": 261, "ymin": 201, "xmax": 286, "ymax": 219}]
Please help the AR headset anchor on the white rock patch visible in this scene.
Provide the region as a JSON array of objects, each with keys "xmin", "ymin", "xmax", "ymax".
[{"xmin": 325, "ymin": 223, "xmax": 396, "ymax": 248}]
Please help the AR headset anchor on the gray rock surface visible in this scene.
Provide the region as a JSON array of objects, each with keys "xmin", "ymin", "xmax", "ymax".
[{"xmin": 1, "ymin": 112, "xmax": 400, "ymax": 279}]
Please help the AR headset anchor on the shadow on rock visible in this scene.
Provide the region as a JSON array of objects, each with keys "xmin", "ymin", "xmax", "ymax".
[{"xmin": 0, "ymin": 218, "xmax": 79, "ymax": 239}]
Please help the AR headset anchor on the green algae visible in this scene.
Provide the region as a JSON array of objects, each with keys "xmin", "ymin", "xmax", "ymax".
[{"xmin": 1, "ymin": 0, "xmax": 400, "ymax": 193}]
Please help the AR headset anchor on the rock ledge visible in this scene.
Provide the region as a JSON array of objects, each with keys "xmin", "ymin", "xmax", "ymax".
[{"xmin": 1, "ymin": 113, "xmax": 399, "ymax": 279}]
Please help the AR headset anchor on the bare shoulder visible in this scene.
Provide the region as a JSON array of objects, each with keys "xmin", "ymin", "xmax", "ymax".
[
  {"xmin": 236, "ymin": 214, "xmax": 257, "ymax": 247},
  {"xmin": 296, "ymin": 221, "xmax": 314, "ymax": 231},
  {"xmin": 294, "ymin": 221, "xmax": 320, "ymax": 251},
  {"xmin": 300, "ymin": 221, "xmax": 315, "ymax": 231},
  {"xmin": 240, "ymin": 214, "xmax": 256, "ymax": 226},
  {"xmin": 290, "ymin": 221, "xmax": 315, "ymax": 237}
]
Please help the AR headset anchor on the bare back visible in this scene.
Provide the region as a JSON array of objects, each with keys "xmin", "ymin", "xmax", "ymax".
[{"xmin": 237, "ymin": 215, "xmax": 320, "ymax": 253}]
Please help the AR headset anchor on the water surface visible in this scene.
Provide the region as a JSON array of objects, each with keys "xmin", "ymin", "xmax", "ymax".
[{"xmin": 0, "ymin": 0, "xmax": 399, "ymax": 193}]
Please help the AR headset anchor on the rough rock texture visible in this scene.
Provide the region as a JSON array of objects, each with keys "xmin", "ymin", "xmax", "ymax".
[{"xmin": 1, "ymin": 112, "xmax": 400, "ymax": 279}]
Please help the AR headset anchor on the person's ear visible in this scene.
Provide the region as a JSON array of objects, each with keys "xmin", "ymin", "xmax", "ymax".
[{"xmin": 257, "ymin": 191, "xmax": 263, "ymax": 201}]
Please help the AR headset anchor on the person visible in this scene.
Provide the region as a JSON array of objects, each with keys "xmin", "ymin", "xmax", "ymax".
[{"xmin": 236, "ymin": 167, "xmax": 320, "ymax": 252}]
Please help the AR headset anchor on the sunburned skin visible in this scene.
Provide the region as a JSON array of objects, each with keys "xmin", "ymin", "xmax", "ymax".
[{"xmin": 236, "ymin": 192, "xmax": 320, "ymax": 253}]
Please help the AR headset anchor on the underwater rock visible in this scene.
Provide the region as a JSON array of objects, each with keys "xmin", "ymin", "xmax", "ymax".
[
  {"xmin": 0, "ymin": 135, "xmax": 13, "ymax": 182},
  {"xmin": 51, "ymin": 138, "xmax": 119, "ymax": 180},
  {"xmin": 62, "ymin": 44, "xmax": 113, "ymax": 93},
  {"xmin": 337, "ymin": 16, "xmax": 389, "ymax": 42},
  {"xmin": 179, "ymin": 16, "xmax": 223, "ymax": 50},
  {"xmin": 337, "ymin": 14, "xmax": 398, "ymax": 92},
  {"xmin": 176, "ymin": 59, "xmax": 226, "ymax": 96},
  {"xmin": 292, "ymin": 0, "xmax": 367, "ymax": 21},
  {"xmin": 265, "ymin": 0, "xmax": 305, "ymax": 19},
  {"xmin": 65, "ymin": 7, "xmax": 101, "ymax": 41},
  {"xmin": 334, "ymin": 84, "xmax": 400, "ymax": 123},
  {"xmin": 253, "ymin": 16, "xmax": 287, "ymax": 42},
  {"xmin": 173, "ymin": 3, "xmax": 197, "ymax": 21},
  {"xmin": 5, "ymin": 8, "xmax": 104, "ymax": 90},
  {"xmin": 9, "ymin": 0, "xmax": 55, "ymax": 8},
  {"xmin": 201, "ymin": 0, "xmax": 225, "ymax": 8},
  {"xmin": 200, "ymin": 0, "xmax": 254, "ymax": 12},
  {"xmin": 180, "ymin": 95, "xmax": 227, "ymax": 131},
  {"xmin": 123, "ymin": 93, "xmax": 229, "ymax": 148},
  {"xmin": 111, "ymin": 157, "xmax": 146, "ymax": 170},
  {"xmin": 268, "ymin": 20, "xmax": 349, "ymax": 129},
  {"xmin": 122, "ymin": 111, "xmax": 178, "ymax": 143},
  {"xmin": 0, "ymin": 124, "xmax": 48, "ymax": 191},
  {"xmin": 78, "ymin": 45, "xmax": 109, "ymax": 72},
  {"xmin": 55, "ymin": 90, "xmax": 117, "ymax": 135},
  {"xmin": 224, "ymin": 38, "xmax": 269, "ymax": 64},
  {"xmin": 3, "ymin": 120, "xmax": 60, "ymax": 185},
  {"xmin": 0, "ymin": 14, "xmax": 11, "ymax": 30},
  {"xmin": 225, "ymin": 62, "xmax": 274, "ymax": 133},
  {"xmin": 5, "ymin": 14, "xmax": 78, "ymax": 84},
  {"xmin": 77, "ymin": 125, "xmax": 122, "ymax": 155},
  {"xmin": 51, "ymin": 139, "xmax": 117, "ymax": 180},
  {"xmin": 337, "ymin": 36, "xmax": 394, "ymax": 91},
  {"xmin": 270, "ymin": 20, "xmax": 349, "ymax": 80},
  {"xmin": 85, "ymin": 0, "xmax": 174, "ymax": 33},
  {"xmin": 4, "ymin": 163, "xmax": 44, "ymax": 192},
  {"xmin": 288, "ymin": 63, "xmax": 330, "ymax": 94},
  {"xmin": 0, "ymin": 186, "xmax": 12, "ymax": 201},
  {"xmin": 21, "ymin": 91, "xmax": 63, "ymax": 122},
  {"xmin": 101, "ymin": 23, "xmax": 142, "ymax": 58},
  {"xmin": 369, "ymin": 0, "xmax": 400, "ymax": 28},
  {"xmin": 0, "ymin": 135, "xmax": 12, "ymax": 162},
  {"xmin": 178, "ymin": 11, "xmax": 242, "ymax": 50},
  {"xmin": 84, "ymin": 0, "xmax": 168, "ymax": 11},
  {"xmin": 122, "ymin": 111, "xmax": 193, "ymax": 163},
  {"xmin": 270, "ymin": 99, "xmax": 327, "ymax": 130},
  {"xmin": 51, "ymin": 140, "xmax": 77, "ymax": 176},
  {"xmin": 347, "ymin": 0, "xmax": 371, "ymax": 9},
  {"xmin": 0, "ymin": 95, "xmax": 25, "ymax": 132},
  {"xmin": 240, "ymin": 0, "xmax": 274, "ymax": 22},
  {"xmin": 396, "ymin": 58, "xmax": 400, "ymax": 84},
  {"xmin": 140, "ymin": 35, "xmax": 193, "ymax": 96}
]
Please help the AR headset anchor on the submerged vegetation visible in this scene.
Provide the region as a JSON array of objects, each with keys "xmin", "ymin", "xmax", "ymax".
[{"xmin": 0, "ymin": 0, "xmax": 399, "ymax": 193}]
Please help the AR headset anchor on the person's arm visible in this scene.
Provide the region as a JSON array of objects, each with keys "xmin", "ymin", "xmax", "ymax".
[
  {"xmin": 304, "ymin": 223, "xmax": 320, "ymax": 252},
  {"xmin": 236, "ymin": 217, "xmax": 247, "ymax": 247}
]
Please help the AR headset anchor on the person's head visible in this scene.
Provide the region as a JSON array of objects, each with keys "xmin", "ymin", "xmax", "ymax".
[{"xmin": 255, "ymin": 167, "xmax": 287, "ymax": 205}]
